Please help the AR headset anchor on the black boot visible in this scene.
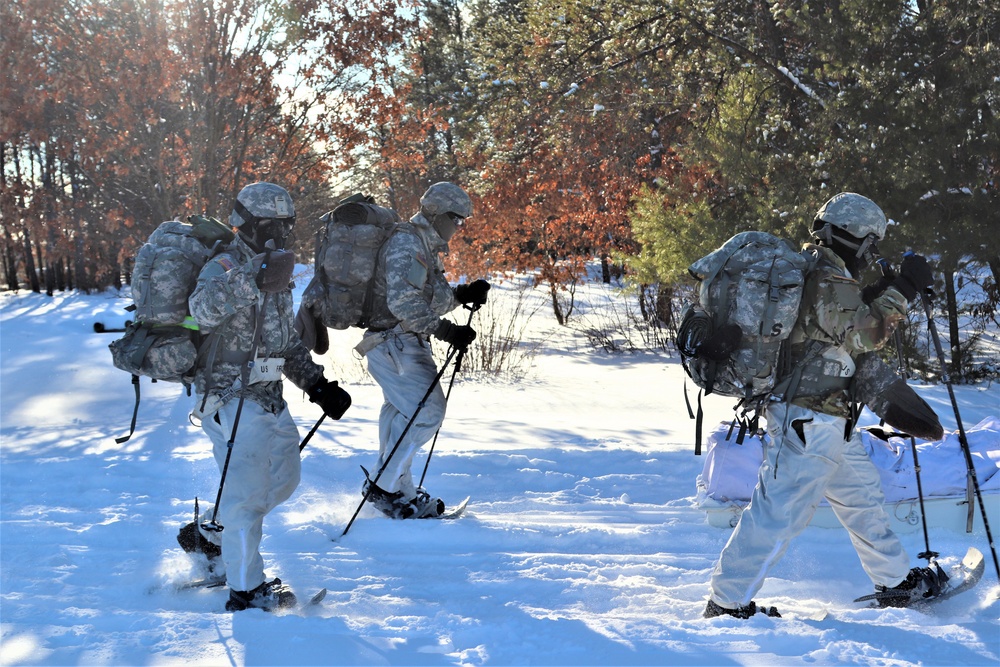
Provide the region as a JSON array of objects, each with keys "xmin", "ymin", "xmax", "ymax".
[
  {"xmin": 362, "ymin": 476, "xmax": 416, "ymax": 519},
  {"xmin": 704, "ymin": 599, "xmax": 781, "ymax": 619},
  {"xmin": 225, "ymin": 578, "xmax": 297, "ymax": 612}
]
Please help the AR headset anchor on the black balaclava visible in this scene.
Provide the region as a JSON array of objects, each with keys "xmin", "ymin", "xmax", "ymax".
[
  {"xmin": 239, "ymin": 218, "xmax": 294, "ymax": 252},
  {"xmin": 813, "ymin": 220, "xmax": 878, "ymax": 278}
]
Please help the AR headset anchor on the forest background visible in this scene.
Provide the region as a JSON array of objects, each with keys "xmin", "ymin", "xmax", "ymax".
[{"xmin": 2, "ymin": 0, "xmax": 998, "ymax": 379}]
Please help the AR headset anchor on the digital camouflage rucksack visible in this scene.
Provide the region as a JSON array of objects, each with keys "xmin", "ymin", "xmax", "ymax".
[
  {"xmin": 108, "ymin": 215, "xmax": 234, "ymax": 441},
  {"xmin": 299, "ymin": 195, "xmax": 401, "ymax": 331},
  {"xmin": 676, "ymin": 231, "xmax": 817, "ymax": 451}
]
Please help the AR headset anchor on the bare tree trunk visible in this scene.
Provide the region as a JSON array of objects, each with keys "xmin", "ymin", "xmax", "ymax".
[
  {"xmin": 944, "ymin": 268, "xmax": 962, "ymax": 382},
  {"xmin": 638, "ymin": 284, "xmax": 650, "ymax": 321},
  {"xmin": 2, "ymin": 239, "xmax": 18, "ymax": 291},
  {"xmin": 74, "ymin": 230, "xmax": 88, "ymax": 292},
  {"xmin": 548, "ymin": 280, "xmax": 565, "ymax": 326},
  {"xmin": 655, "ymin": 284, "xmax": 675, "ymax": 330},
  {"xmin": 45, "ymin": 260, "xmax": 55, "ymax": 296},
  {"xmin": 23, "ymin": 229, "xmax": 40, "ymax": 292}
]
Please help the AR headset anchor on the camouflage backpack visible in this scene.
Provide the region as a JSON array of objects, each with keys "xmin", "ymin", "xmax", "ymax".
[
  {"xmin": 108, "ymin": 215, "xmax": 234, "ymax": 441},
  {"xmin": 299, "ymin": 195, "xmax": 401, "ymax": 331},
  {"xmin": 676, "ymin": 231, "xmax": 817, "ymax": 451}
]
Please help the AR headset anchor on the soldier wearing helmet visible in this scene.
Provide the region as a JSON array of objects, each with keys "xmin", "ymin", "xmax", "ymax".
[
  {"xmin": 705, "ymin": 192, "xmax": 938, "ymax": 620},
  {"xmin": 356, "ymin": 182, "xmax": 490, "ymax": 519},
  {"xmin": 179, "ymin": 183, "xmax": 352, "ymax": 612}
]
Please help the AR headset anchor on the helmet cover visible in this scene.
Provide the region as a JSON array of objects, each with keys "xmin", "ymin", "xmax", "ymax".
[
  {"xmin": 419, "ymin": 182, "xmax": 473, "ymax": 219},
  {"xmin": 229, "ymin": 182, "xmax": 296, "ymax": 228},
  {"xmin": 812, "ymin": 192, "xmax": 887, "ymax": 242}
]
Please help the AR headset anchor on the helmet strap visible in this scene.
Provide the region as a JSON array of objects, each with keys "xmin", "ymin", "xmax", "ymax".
[
  {"xmin": 812, "ymin": 220, "xmax": 834, "ymax": 246},
  {"xmin": 232, "ymin": 198, "xmax": 260, "ymax": 228},
  {"xmin": 238, "ymin": 223, "xmax": 264, "ymax": 253}
]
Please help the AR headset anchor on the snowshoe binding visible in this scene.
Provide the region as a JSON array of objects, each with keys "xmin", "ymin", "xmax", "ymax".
[
  {"xmin": 704, "ymin": 599, "xmax": 781, "ymax": 619},
  {"xmin": 225, "ymin": 578, "xmax": 297, "ymax": 612},
  {"xmin": 361, "ymin": 468, "xmax": 444, "ymax": 519},
  {"xmin": 361, "ymin": 475, "xmax": 414, "ymax": 519},
  {"xmin": 872, "ymin": 564, "xmax": 949, "ymax": 608},
  {"xmin": 410, "ymin": 489, "xmax": 445, "ymax": 518},
  {"xmin": 177, "ymin": 521, "xmax": 222, "ymax": 561}
]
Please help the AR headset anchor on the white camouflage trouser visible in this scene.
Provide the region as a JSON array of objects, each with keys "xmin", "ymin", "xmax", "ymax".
[
  {"xmin": 709, "ymin": 402, "xmax": 912, "ymax": 609},
  {"xmin": 199, "ymin": 398, "xmax": 301, "ymax": 593},
  {"xmin": 365, "ymin": 331, "xmax": 447, "ymax": 500}
]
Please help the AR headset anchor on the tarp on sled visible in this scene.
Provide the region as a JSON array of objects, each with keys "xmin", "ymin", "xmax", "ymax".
[{"xmin": 696, "ymin": 416, "xmax": 1000, "ymax": 531}]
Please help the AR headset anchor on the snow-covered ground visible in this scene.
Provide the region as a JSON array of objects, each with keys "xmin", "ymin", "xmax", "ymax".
[{"xmin": 1, "ymin": 270, "xmax": 998, "ymax": 666}]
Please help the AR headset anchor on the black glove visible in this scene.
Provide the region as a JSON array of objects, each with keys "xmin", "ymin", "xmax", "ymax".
[
  {"xmin": 307, "ymin": 378, "xmax": 352, "ymax": 420},
  {"xmin": 892, "ymin": 254, "xmax": 933, "ymax": 301},
  {"xmin": 454, "ymin": 279, "xmax": 491, "ymax": 307},
  {"xmin": 433, "ymin": 320, "xmax": 477, "ymax": 351},
  {"xmin": 252, "ymin": 248, "xmax": 296, "ymax": 294},
  {"xmin": 294, "ymin": 303, "xmax": 329, "ymax": 355},
  {"xmin": 697, "ymin": 323, "xmax": 743, "ymax": 362}
]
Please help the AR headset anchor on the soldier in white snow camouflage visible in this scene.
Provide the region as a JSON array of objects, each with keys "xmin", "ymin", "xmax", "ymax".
[
  {"xmin": 705, "ymin": 192, "xmax": 942, "ymax": 619},
  {"xmin": 177, "ymin": 183, "xmax": 352, "ymax": 613},
  {"xmin": 356, "ymin": 182, "xmax": 490, "ymax": 519}
]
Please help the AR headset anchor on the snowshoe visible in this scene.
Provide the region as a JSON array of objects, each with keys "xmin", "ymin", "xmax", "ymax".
[
  {"xmin": 853, "ymin": 548, "xmax": 986, "ymax": 609},
  {"xmin": 704, "ymin": 599, "xmax": 781, "ymax": 619},
  {"xmin": 225, "ymin": 578, "xmax": 297, "ymax": 612},
  {"xmin": 177, "ymin": 521, "xmax": 222, "ymax": 561},
  {"xmin": 361, "ymin": 468, "xmax": 445, "ymax": 520}
]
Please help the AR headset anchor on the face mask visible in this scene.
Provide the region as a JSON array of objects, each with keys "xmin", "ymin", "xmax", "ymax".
[
  {"xmin": 244, "ymin": 219, "xmax": 294, "ymax": 250},
  {"xmin": 432, "ymin": 212, "xmax": 464, "ymax": 242}
]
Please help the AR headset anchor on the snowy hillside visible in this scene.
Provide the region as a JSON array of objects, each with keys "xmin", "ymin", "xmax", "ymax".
[{"xmin": 1, "ymin": 271, "xmax": 998, "ymax": 666}]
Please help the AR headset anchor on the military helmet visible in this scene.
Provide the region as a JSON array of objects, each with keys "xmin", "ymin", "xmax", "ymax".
[
  {"xmin": 229, "ymin": 182, "xmax": 296, "ymax": 228},
  {"xmin": 419, "ymin": 182, "xmax": 473, "ymax": 219},
  {"xmin": 811, "ymin": 192, "xmax": 887, "ymax": 242}
]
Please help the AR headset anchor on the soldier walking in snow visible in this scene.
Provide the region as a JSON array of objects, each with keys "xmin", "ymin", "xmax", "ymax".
[
  {"xmin": 177, "ymin": 182, "xmax": 351, "ymax": 612},
  {"xmin": 354, "ymin": 182, "xmax": 489, "ymax": 519},
  {"xmin": 704, "ymin": 192, "xmax": 940, "ymax": 618}
]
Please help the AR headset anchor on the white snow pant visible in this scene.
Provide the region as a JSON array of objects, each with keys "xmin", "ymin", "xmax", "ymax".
[
  {"xmin": 709, "ymin": 402, "xmax": 911, "ymax": 609},
  {"xmin": 200, "ymin": 398, "xmax": 301, "ymax": 593},
  {"xmin": 365, "ymin": 331, "xmax": 447, "ymax": 500}
]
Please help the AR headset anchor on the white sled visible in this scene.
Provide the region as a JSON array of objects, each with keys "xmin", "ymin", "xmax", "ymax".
[
  {"xmin": 700, "ymin": 490, "xmax": 1000, "ymax": 533},
  {"xmin": 696, "ymin": 417, "xmax": 1000, "ymax": 533}
]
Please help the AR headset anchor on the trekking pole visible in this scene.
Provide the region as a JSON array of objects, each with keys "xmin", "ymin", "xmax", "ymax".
[
  {"xmin": 340, "ymin": 345, "xmax": 461, "ymax": 538},
  {"xmin": 202, "ymin": 291, "xmax": 270, "ymax": 534},
  {"xmin": 418, "ymin": 304, "xmax": 479, "ymax": 488},
  {"xmin": 878, "ymin": 258, "xmax": 937, "ymax": 562},
  {"xmin": 913, "ymin": 260, "xmax": 1000, "ymax": 582},
  {"xmin": 93, "ymin": 321, "xmax": 129, "ymax": 333},
  {"xmin": 893, "ymin": 329, "xmax": 937, "ymax": 561},
  {"xmin": 299, "ymin": 414, "xmax": 326, "ymax": 453}
]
